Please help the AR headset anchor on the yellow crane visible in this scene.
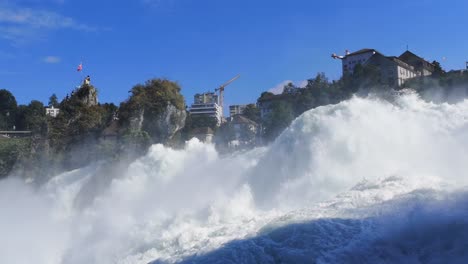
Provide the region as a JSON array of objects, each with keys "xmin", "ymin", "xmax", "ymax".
[{"xmin": 215, "ymin": 74, "xmax": 240, "ymax": 115}]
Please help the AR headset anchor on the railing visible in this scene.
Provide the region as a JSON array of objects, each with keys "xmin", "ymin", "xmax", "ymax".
[{"xmin": 0, "ymin": 131, "xmax": 32, "ymax": 138}]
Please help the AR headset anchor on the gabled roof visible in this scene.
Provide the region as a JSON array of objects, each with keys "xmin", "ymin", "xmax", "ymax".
[
  {"xmin": 231, "ymin": 114, "xmax": 258, "ymax": 126},
  {"xmin": 399, "ymin": 50, "xmax": 433, "ymax": 64},
  {"xmin": 398, "ymin": 50, "xmax": 434, "ymax": 66},
  {"xmin": 386, "ymin": 56, "xmax": 415, "ymax": 71}
]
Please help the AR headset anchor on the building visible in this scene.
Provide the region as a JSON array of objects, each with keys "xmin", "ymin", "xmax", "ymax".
[
  {"xmin": 341, "ymin": 49, "xmax": 380, "ymax": 75},
  {"xmin": 217, "ymin": 115, "xmax": 259, "ymax": 149},
  {"xmin": 337, "ymin": 48, "xmax": 435, "ymax": 87},
  {"xmin": 229, "ymin": 104, "xmax": 247, "ymax": 117},
  {"xmin": 398, "ymin": 51, "xmax": 435, "ymax": 77},
  {"xmin": 228, "ymin": 114, "xmax": 259, "ymax": 145},
  {"xmin": 189, "ymin": 92, "xmax": 223, "ymax": 126},
  {"xmin": 366, "ymin": 54, "xmax": 418, "ymax": 87},
  {"xmin": 190, "ymin": 127, "xmax": 214, "ymax": 143},
  {"xmin": 45, "ymin": 106, "xmax": 60, "ymax": 117},
  {"xmin": 257, "ymin": 93, "xmax": 289, "ymax": 120}
]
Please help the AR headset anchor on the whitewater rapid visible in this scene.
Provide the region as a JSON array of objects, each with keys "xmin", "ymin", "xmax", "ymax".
[{"xmin": 1, "ymin": 93, "xmax": 468, "ymax": 264}]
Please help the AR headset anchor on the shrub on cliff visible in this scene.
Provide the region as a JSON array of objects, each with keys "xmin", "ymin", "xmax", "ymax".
[{"xmin": 119, "ymin": 78, "xmax": 186, "ymax": 143}]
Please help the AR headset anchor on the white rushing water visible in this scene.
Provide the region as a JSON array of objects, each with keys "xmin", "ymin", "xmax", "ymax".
[{"xmin": 1, "ymin": 92, "xmax": 468, "ymax": 264}]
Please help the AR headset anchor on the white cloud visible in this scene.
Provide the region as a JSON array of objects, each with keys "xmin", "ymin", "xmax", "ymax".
[
  {"xmin": 0, "ymin": 7, "xmax": 95, "ymax": 30},
  {"xmin": 0, "ymin": 3, "xmax": 97, "ymax": 44},
  {"xmin": 268, "ymin": 80, "xmax": 308, "ymax": 95},
  {"xmin": 43, "ymin": 56, "xmax": 60, "ymax": 63}
]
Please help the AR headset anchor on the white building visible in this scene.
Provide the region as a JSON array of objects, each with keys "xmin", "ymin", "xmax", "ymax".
[
  {"xmin": 398, "ymin": 51, "xmax": 435, "ymax": 77},
  {"xmin": 341, "ymin": 49, "xmax": 379, "ymax": 75},
  {"xmin": 366, "ymin": 54, "xmax": 418, "ymax": 86},
  {"xmin": 190, "ymin": 92, "xmax": 223, "ymax": 126},
  {"xmin": 45, "ymin": 106, "xmax": 60, "ymax": 117},
  {"xmin": 229, "ymin": 104, "xmax": 247, "ymax": 117},
  {"xmin": 338, "ymin": 48, "xmax": 434, "ymax": 87}
]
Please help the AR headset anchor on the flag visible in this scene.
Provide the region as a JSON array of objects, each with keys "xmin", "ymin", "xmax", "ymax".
[{"xmin": 77, "ymin": 63, "xmax": 83, "ymax": 72}]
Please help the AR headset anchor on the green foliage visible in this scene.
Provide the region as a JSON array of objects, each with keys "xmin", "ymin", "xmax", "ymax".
[
  {"xmin": 431, "ymin": 60, "xmax": 445, "ymax": 78},
  {"xmin": 282, "ymin": 82, "xmax": 297, "ymax": 94},
  {"xmin": 101, "ymin": 103, "xmax": 118, "ymax": 124},
  {"xmin": 190, "ymin": 115, "xmax": 218, "ymax": 129},
  {"xmin": 48, "ymin": 94, "xmax": 59, "ymax": 107},
  {"xmin": 257, "ymin": 73, "xmax": 351, "ymax": 142},
  {"xmin": 0, "ymin": 89, "xmax": 18, "ymax": 130},
  {"xmin": 242, "ymin": 104, "xmax": 260, "ymax": 123},
  {"xmin": 15, "ymin": 100, "xmax": 47, "ymax": 134},
  {"xmin": 120, "ymin": 79, "xmax": 185, "ymax": 121},
  {"xmin": 405, "ymin": 70, "xmax": 468, "ymax": 103},
  {"xmin": 0, "ymin": 89, "xmax": 17, "ymax": 114},
  {"xmin": 119, "ymin": 78, "xmax": 186, "ymax": 143},
  {"xmin": 262, "ymin": 101, "xmax": 294, "ymax": 142},
  {"xmin": 47, "ymin": 84, "xmax": 111, "ymax": 170},
  {"xmin": 0, "ymin": 138, "xmax": 30, "ymax": 178},
  {"xmin": 121, "ymin": 130, "xmax": 152, "ymax": 156},
  {"xmin": 349, "ymin": 64, "xmax": 383, "ymax": 91},
  {"xmin": 259, "ymin": 91, "xmax": 275, "ymax": 100}
]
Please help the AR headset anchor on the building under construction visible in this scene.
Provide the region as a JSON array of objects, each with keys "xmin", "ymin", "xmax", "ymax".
[
  {"xmin": 189, "ymin": 92, "xmax": 223, "ymax": 126},
  {"xmin": 189, "ymin": 75, "xmax": 240, "ymax": 127}
]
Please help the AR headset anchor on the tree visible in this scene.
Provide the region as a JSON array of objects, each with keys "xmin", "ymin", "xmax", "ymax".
[
  {"xmin": 259, "ymin": 91, "xmax": 275, "ymax": 100},
  {"xmin": 15, "ymin": 100, "xmax": 47, "ymax": 134},
  {"xmin": 242, "ymin": 104, "xmax": 260, "ymax": 123},
  {"xmin": 189, "ymin": 114, "xmax": 218, "ymax": 129},
  {"xmin": 0, "ymin": 89, "xmax": 18, "ymax": 130},
  {"xmin": 282, "ymin": 82, "xmax": 297, "ymax": 94},
  {"xmin": 48, "ymin": 94, "xmax": 59, "ymax": 108},
  {"xmin": 347, "ymin": 64, "xmax": 382, "ymax": 92},
  {"xmin": 432, "ymin": 60, "xmax": 445, "ymax": 78},
  {"xmin": 0, "ymin": 89, "xmax": 17, "ymax": 113},
  {"xmin": 119, "ymin": 78, "xmax": 186, "ymax": 143},
  {"xmin": 305, "ymin": 72, "xmax": 329, "ymax": 90},
  {"xmin": 262, "ymin": 101, "xmax": 294, "ymax": 142}
]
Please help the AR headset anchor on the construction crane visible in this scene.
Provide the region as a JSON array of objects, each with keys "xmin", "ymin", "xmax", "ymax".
[{"xmin": 215, "ymin": 74, "xmax": 240, "ymax": 115}]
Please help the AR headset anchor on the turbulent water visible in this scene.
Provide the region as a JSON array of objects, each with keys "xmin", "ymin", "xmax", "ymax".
[{"xmin": 2, "ymin": 92, "xmax": 468, "ymax": 264}]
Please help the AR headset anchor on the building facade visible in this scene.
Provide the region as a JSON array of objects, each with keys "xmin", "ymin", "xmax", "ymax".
[
  {"xmin": 366, "ymin": 54, "xmax": 418, "ymax": 87},
  {"xmin": 338, "ymin": 48, "xmax": 434, "ymax": 87},
  {"xmin": 189, "ymin": 92, "xmax": 223, "ymax": 126},
  {"xmin": 341, "ymin": 49, "xmax": 379, "ymax": 75},
  {"xmin": 45, "ymin": 106, "xmax": 60, "ymax": 117},
  {"xmin": 399, "ymin": 51, "xmax": 435, "ymax": 77},
  {"xmin": 229, "ymin": 104, "xmax": 247, "ymax": 117}
]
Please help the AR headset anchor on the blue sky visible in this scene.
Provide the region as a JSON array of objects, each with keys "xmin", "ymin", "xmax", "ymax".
[{"xmin": 1, "ymin": 0, "xmax": 467, "ymax": 114}]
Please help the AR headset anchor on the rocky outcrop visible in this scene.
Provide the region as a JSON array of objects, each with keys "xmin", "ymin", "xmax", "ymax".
[
  {"xmin": 128, "ymin": 103, "xmax": 186, "ymax": 143},
  {"xmin": 128, "ymin": 109, "xmax": 145, "ymax": 131},
  {"xmin": 73, "ymin": 84, "xmax": 98, "ymax": 107},
  {"xmin": 153, "ymin": 103, "xmax": 186, "ymax": 142}
]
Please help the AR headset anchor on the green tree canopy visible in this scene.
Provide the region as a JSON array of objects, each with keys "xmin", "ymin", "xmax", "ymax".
[
  {"xmin": 48, "ymin": 94, "xmax": 59, "ymax": 108},
  {"xmin": 432, "ymin": 60, "xmax": 445, "ymax": 78},
  {"xmin": 119, "ymin": 78, "xmax": 186, "ymax": 143},
  {"xmin": 15, "ymin": 100, "xmax": 47, "ymax": 134},
  {"xmin": 241, "ymin": 104, "xmax": 260, "ymax": 123},
  {"xmin": 262, "ymin": 101, "xmax": 294, "ymax": 142},
  {"xmin": 119, "ymin": 79, "xmax": 185, "ymax": 123},
  {"xmin": 0, "ymin": 89, "xmax": 18, "ymax": 130}
]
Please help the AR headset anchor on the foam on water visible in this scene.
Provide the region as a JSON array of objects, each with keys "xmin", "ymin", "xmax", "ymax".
[{"xmin": 1, "ymin": 92, "xmax": 468, "ymax": 263}]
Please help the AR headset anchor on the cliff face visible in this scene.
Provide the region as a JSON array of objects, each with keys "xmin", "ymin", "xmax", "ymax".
[
  {"xmin": 127, "ymin": 103, "xmax": 186, "ymax": 143},
  {"xmin": 74, "ymin": 84, "xmax": 98, "ymax": 107},
  {"xmin": 119, "ymin": 78, "xmax": 187, "ymax": 145},
  {"xmin": 153, "ymin": 103, "xmax": 186, "ymax": 142}
]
